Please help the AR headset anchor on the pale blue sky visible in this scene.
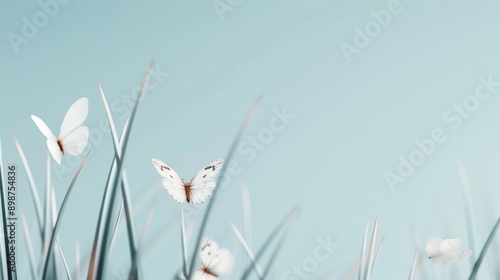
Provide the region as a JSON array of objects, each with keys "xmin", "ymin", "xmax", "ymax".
[{"xmin": 2, "ymin": 0, "xmax": 500, "ymax": 279}]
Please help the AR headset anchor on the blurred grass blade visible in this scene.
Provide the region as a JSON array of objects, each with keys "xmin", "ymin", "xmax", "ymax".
[
  {"xmin": 188, "ymin": 97, "xmax": 261, "ymax": 278},
  {"xmin": 408, "ymin": 249, "xmax": 418, "ymax": 280},
  {"xmin": 262, "ymin": 213, "xmax": 298, "ymax": 278},
  {"xmin": 41, "ymin": 150, "xmax": 91, "ymax": 279},
  {"xmin": 180, "ymin": 206, "xmax": 188, "ymax": 278},
  {"xmin": 75, "ymin": 241, "xmax": 80, "ymax": 280},
  {"xmin": 56, "ymin": 240, "xmax": 72, "ymax": 280},
  {"xmin": 457, "ymin": 159, "xmax": 476, "ymax": 267},
  {"xmin": 359, "ymin": 222, "xmax": 369, "ymax": 280},
  {"xmin": 364, "ymin": 216, "xmax": 378, "ymax": 280},
  {"xmin": 230, "ymin": 222, "xmax": 263, "ymax": 279},
  {"xmin": 21, "ymin": 211, "xmax": 37, "ymax": 280},
  {"xmin": 241, "ymin": 206, "xmax": 299, "ymax": 280},
  {"xmin": 0, "ymin": 138, "xmax": 17, "ymax": 280},
  {"xmin": 372, "ymin": 237, "xmax": 384, "ymax": 273},
  {"xmin": 13, "ymin": 137, "xmax": 44, "ymax": 236},
  {"xmin": 139, "ymin": 202, "xmax": 156, "ymax": 249},
  {"xmin": 242, "ymin": 185, "xmax": 252, "ymax": 249},
  {"xmin": 468, "ymin": 216, "xmax": 500, "ymax": 280}
]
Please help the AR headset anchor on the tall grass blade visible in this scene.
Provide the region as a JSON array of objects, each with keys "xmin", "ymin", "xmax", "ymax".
[
  {"xmin": 108, "ymin": 201, "xmax": 123, "ymax": 256},
  {"xmin": 457, "ymin": 159, "xmax": 476, "ymax": 267},
  {"xmin": 187, "ymin": 97, "xmax": 261, "ymax": 278},
  {"xmin": 358, "ymin": 222, "xmax": 369, "ymax": 280},
  {"xmin": 230, "ymin": 222, "xmax": 263, "ymax": 279},
  {"xmin": 56, "ymin": 240, "xmax": 72, "ymax": 280},
  {"xmin": 180, "ymin": 206, "xmax": 188, "ymax": 278},
  {"xmin": 468, "ymin": 216, "xmax": 500, "ymax": 280},
  {"xmin": 408, "ymin": 249, "xmax": 418, "ymax": 280},
  {"xmin": 242, "ymin": 185, "xmax": 252, "ymax": 248},
  {"xmin": 41, "ymin": 150, "xmax": 91, "ymax": 279},
  {"xmin": 262, "ymin": 213, "xmax": 298, "ymax": 278},
  {"xmin": 364, "ymin": 216, "xmax": 378, "ymax": 280},
  {"xmin": 13, "ymin": 137, "xmax": 44, "ymax": 236},
  {"xmin": 20, "ymin": 212, "xmax": 36, "ymax": 280},
  {"xmin": 96, "ymin": 64, "xmax": 152, "ymax": 280},
  {"xmin": 241, "ymin": 206, "xmax": 299, "ymax": 280},
  {"xmin": 0, "ymin": 138, "xmax": 17, "ymax": 280}
]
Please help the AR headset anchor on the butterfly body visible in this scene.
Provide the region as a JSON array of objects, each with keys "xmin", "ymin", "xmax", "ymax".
[
  {"xmin": 32, "ymin": 97, "xmax": 89, "ymax": 164},
  {"xmin": 152, "ymin": 158, "xmax": 224, "ymax": 204}
]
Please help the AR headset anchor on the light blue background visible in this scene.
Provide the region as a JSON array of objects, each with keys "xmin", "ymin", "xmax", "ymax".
[{"xmin": 2, "ymin": 0, "xmax": 500, "ymax": 279}]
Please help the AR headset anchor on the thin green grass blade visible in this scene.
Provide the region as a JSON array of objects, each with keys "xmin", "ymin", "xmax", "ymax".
[
  {"xmin": 120, "ymin": 172, "xmax": 141, "ymax": 279},
  {"xmin": 262, "ymin": 212, "xmax": 298, "ymax": 278},
  {"xmin": 180, "ymin": 206, "xmax": 188, "ymax": 278},
  {"xmin": 56, "ymin": 240, "xmax": 72, "ymax": 280},
  {"xmin": 457, "ymin": 160, "xmax": 477, "ymax": 267},
  {"xmin": 0, "ymin": 138, "xmax": 17, "ymax": 280},
  {"xmin": 468, "ymin": 216, "xmax": 500, "ymax": 280},
  {"xmin": 230, "ymin": 222, "xmax": 263, "ymax": 279},
  {"xmin": 364, "ymin": 216, "xmax": 378, "ymax": 280},
  {"xmin": 408, "ymin": 249, "xmax": 418, "ymax": 280},
  {"xmin": 96, "ymin": 64, "xmax": 152, "ymax": 280},
  {"xmin": 187, "ymin": 97, "xmax": 261, "ymax": 278},
  {"xmin": 241, "ymin": 206, "xmax": 299, "ymax": 280},
  {"xmin": 241, "ymin": 185, "xmax": 252, "ymax": 249},
  {"xmin": 359, "ymin": 222, "xmax": 369, "ymax": 280},
  {"xmin": 41, "ymin": 150, "xmax": 91, "ymax": 279},
  {"xmin": 41, "ymin": 153, "xmax": 56, "ymax": 279},
  {"xmin": 371, "ymin": 237, "xmax": 384, "ymax": 273},
  {"xmin": 13, "ymin": 137, "xmax": 44, "ymax": 237},
  {"xmin": 20, "ymin": 211, "xmax": 37, "ymax": 280}
]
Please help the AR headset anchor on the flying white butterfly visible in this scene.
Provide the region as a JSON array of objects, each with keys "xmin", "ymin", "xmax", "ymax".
[
  {"xmin": 425, "ymin": 237, "xmax": 472, "ymax": 268},
  {"xmin": 151, "ymin": 158, "xmax": 224, "ymax": 204},
  {"xmin": 31, "ymin": 97, "xmax": 89, "ymax": 165},
  {"xmin": 192, "ymin": 238, "xmax": 234, "ymax": 280}
]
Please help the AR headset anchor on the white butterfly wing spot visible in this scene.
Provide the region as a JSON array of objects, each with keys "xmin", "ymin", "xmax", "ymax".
[
  {"xmin": 431, "ymin": 254, "xmax": 460, "ymax": 268},
  {"xmin": 152, "ymin": 158, "xmax": 187, "ymax": 204},
  {"xmin": 440, "ymin": 239, "xmax": 461, "ymax": 254},
  {"xmin": 425, "ymin": 237, "xmax": 443, "ymax": 256},
  {"xmin": 58, "ymin": 97, "xmax": 89, "ymax": 140},
  {"xmin": 199, "ymin": 238, "xmax": 233, "ymax": 276},
  {"xmin": 189, "ymin": 159, "xmax": 224, "ymax": 204},
  {"xmin": 61, "ymin": 126, "xmax": 89, "ymax": 156}
]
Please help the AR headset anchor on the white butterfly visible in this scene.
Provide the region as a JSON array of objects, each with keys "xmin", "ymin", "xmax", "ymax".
[
  {"xmin": 31, "ymin": 97, "xmax": 89, "ymax": 165},
  {"xmin": 425, "ymin": 237, "xmax": 472, "ymax": 267},
  {"xmin": 151, "ymin": 158, "xmax": 224, "ymax": 204},
  {"xmin": 192, "ymin": 238, "xmax": 234, "ymax": 280}
]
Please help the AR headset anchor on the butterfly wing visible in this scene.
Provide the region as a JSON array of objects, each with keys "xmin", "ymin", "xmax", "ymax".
[
  {"xmin": 200, "ymin": 238, "xmax": 234, "ymax": 276},
  {"xmin": 188, "ymin": 159, "xmax": 224, "ymax": 205},
  {"xmin": 58, "ymin": 97, "xmax": 89, "ymax": 141},
  {"xmin": 192, "ymin": 271, "xmax": 218, "ymax": 280},
  {"xmin": 440, "ymin": 239, "xmax": 461, "ymax": 254},
  {"xmin": 431, "ymin": 254, "xmax": 460, "ymax": 268},
  {"xmin": 60, "ymin": 126, "xmax": 89, "ymax": 156},
  {"xmin": 152, "ymin": 158, "xmax": 187, "ymax": 204},
  {"xmin": 425, "ymin": 237, "xmax": 443, "ymax": 256},
  {"xmin": 31, "ymin": 115, "xmax": 62, "ymax": 164},
  {"xmin": 31, "ymin": 115, "xmax": 56, "ymax": 139}
]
